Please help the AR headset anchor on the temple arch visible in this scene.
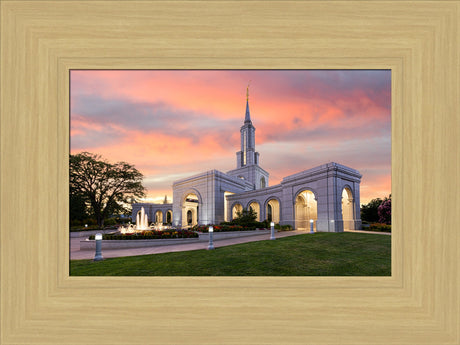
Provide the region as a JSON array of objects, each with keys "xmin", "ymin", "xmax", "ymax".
[
  {"xmin": 154, "ymin": 210, "xmax": 163, "ymax": 224},
  {"xmin": 247, "ymin": 200, "xmax": 261, "ymax": 221},
  {"xmin": 181, "ymin": 190, "xmax": 201, "ymax": 227},
  {"xmin": 231, "ymin": 202, "xmax": 243, "ymax": 220},
  {"xmin": 342, "ymin": 186, "xmax": 354, "ymax": 230},
  {"xmin": 264, "ymin": 197, "xmax": 280, "ymax": 223},
  {"xmin": 294, "ymin": 189, "xmax": 318, "ymax": 231},
  {"xmin": 166, "ymin": 210, "xmax": 173, "ymax": 224}
]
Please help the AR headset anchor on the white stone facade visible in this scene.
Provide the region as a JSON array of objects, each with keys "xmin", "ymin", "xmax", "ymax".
[{"xmin": 133, "ymin": 97, "xmax": 362, "ymax": 232}]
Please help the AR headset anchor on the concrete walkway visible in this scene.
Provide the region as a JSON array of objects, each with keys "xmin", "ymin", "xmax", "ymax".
[
  {"xmin": 70, "ymin": 229, "xmax": 390, "ymax": 260},
  {"xmin": 70, "ymin": 230, "xmax": 309, "ymax": 260}
]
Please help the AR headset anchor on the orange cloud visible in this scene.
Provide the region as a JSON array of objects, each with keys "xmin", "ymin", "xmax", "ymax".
[{"xmin": 71, "ymin": 70, "xmax": 391, "ymax": 204}]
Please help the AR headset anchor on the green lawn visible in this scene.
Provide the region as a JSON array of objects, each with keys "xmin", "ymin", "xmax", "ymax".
[{"xmin": 70, "ymin": 232, "xmax": 391, "ymax": 276}]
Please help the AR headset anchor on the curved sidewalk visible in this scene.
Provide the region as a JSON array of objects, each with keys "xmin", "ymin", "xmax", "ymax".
[
  {"xmin": 70, "ymin": 229, "xmax": 390, "ymax": 260},
  {"xmin": 70, "ymin": 230, "xmax": 309, "ymax": 260}
]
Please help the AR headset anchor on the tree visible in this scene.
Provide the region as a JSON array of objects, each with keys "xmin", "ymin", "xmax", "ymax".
[
  {"xmin": 69, "ymin": 189, "xmax": 89, "ymax": 224},
  {"xmin": 70, "ymin": 152, "xmax": 146, "ymax": 228},
  {"xmin": 231, "ymin": 208, "xmax": 258, "ymax": 227},
  {"xmin": 360, "ymin": 198, "xmax": 382, "ymax": 223},
  {"xmin": 378, "ymin": 195, "xmax": 391, "ymax": 224}
]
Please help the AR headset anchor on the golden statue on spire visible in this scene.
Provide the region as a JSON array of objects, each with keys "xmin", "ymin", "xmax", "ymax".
[{"xmin": 246, "ymin": 81, "xmax": 251, "ymax": 101}]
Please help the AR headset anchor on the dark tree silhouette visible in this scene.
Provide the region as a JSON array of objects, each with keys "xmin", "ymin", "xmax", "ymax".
[{"xmin": 70, "ymin": 152, "xmax": 146, "ymax": 228}]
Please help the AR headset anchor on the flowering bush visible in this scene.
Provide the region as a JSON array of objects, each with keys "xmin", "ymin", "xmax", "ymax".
[
  {"xmin": 377, "ymin": 196, "xmax": 391, "ymax": 224},
  {"xmin": 192, "ymin": 224, "xmax": 260, "ymax": 233},
  {"xmin": 368, "ymin": 223, "xmax": 391, "ymax": 232},
  {"xmin": 89, "ymin": 229, "xmax": 198, "ymax": 240}
]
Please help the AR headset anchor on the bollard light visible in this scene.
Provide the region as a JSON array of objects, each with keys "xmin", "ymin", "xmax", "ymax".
[
  {"xmin": 309, "ymin": 219, "xmax": 314, "ymax": 234},
  {"xmin": 270, "ymin": 222, "xmax": 275, "ymax": 240},
  {"xmin": 94, "ymin": 233, "xmax": 104, "ymax": 261},
  {"xmin": 85, "ymin": 224, "xmax": 88, "ymax": 228},
  {"xmin": 207, "ymin": 226, "xmax": 214, "ymax": 250}
]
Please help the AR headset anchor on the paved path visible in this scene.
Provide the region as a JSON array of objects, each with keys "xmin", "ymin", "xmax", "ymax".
[
  {"xmin": 70, "ymin": 230, "xmax": 311, "ymax": 260},
  {"xmin": 70, "ymin": 229, "xmax": 390, "ymax": 260}
]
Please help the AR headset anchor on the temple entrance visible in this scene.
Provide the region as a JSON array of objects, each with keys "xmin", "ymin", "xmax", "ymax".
[
  {"xmin": 248, "ymin": 201, "xmax": 260, "ymax": 221},
  {"xmin": 342, "ymin": 187, "xmax": 354, "ymax": 230},
  {"xmin": 266, "ymin": 198, "xmax": 280, "ymax": 223},
  {"xmin": 166, "ymin": 210, "xmax": 172, "ymax": 224},
  {"xmin": 155, "ymin": 210, "xmax": 163, "ymax": 224},
  {"xmin": 182, "ymin": 193, "xmax": 199, "ymax": 227},
  {"xmin": 295, "ymin": 190, "xmax": 317, "ymax": 231},
  {"xmin": 231, "ymin": 203, "xmax": 243, "ymax": 220}
]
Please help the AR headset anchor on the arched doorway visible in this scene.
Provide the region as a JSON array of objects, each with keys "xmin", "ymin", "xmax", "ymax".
[
  {"xmin": 342, "ymin": 187, "xmax": 354, "ymax": 230},
  {"xmin": 186, "ymin": 210, "xmax": 193, "ymax": 225},
  {"xmin": 231, "ymin": 203, "xmax": 243, "ymax": 220},
  {"xmin": 166, "ymin": 210, "xmax": 172, "ymax": 224},
  {"xmin": 182, "ymin": 192, "xmax": 199, "ymax": 227},
  {"xmin": 295, "ymin": 190, "xmax": 317, "ymax": 231},
  {"xmin": 265, "ymin": 198, "xmax": 280, "ymax": 223},
  {"xmin": 248, "ymin": 201, "xmax": 260, "ymax": 221},
  {"xmin": 154, "ymin": 210, "xmax": 163, "ymax": 224}
]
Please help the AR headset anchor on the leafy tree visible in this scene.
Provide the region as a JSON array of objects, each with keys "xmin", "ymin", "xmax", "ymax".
[
  {"xmin": 360, "ymin": 198, "xmax": 383, "ymax": 223},
  {"xmin": 70, "ymin": 152, "xmax": 146, "ymax": 228},
  {"xmin": 69, "ymin": 189, "xmax": 89, "ymax": 224},
  {"xmin": 231, "ymin": 208, "xmax": 259, "ymax": 227},
  {"xmin": 378, "ymin": 195, "xmax": 391, "ymax": 224}
]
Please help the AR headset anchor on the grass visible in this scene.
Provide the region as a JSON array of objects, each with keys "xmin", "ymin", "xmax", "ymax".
[{"xmin": 70, "ymin": 232, "xmax": 391, "ymax": 276}]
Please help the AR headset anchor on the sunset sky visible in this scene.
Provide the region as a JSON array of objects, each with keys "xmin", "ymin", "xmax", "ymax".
[{"xmin": 70, "ymin": 70, "xmax": 391, "ymax": 205}]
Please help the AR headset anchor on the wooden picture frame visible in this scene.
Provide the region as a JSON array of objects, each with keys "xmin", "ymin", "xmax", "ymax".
[{"xmin": 1, "ymin": 1, "xmax": 458, "ymax": 344}]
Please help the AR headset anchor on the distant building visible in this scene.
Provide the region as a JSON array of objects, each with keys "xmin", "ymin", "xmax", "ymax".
[{"xmin": 132, "ymin": 93, "xmax": 362, "ymax": 232}]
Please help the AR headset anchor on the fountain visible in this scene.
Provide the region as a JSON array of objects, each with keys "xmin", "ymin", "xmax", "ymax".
[
  {"xmin": 118, "ymin": 207, "xmax": 174, "ymax": 234},
  {"xmin": 136, "ymin": 206, "xmax": 150, "ymax": 230}
]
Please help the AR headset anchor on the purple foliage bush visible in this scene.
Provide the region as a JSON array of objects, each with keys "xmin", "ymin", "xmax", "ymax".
[{"xmin": 377, "ymin": 196, "xmax": 391, "ymax": 224}]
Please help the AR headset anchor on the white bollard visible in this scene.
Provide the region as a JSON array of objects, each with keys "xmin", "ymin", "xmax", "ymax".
[
  {"xmin": 207, "ymin": 226, "xmax": 215, "ymax": 250},
  {"xmin": 270, "ymin": 222, "xmax": 275, "ymax": 240},
  {"xmin": 93, "ymin": 233, "xmax": 104, "ymax": 261}
]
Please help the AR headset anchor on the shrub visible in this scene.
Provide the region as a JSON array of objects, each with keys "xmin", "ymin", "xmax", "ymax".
[
  {"xmin": 70, "ymin": 219, "xmax": 82, "ymax": 227},
  {"xmin": 231, "ymin": 208, "xmax": 258, "ymax": 227},
  {"xmin": 82, "ymin": 218, "xmax": 97, "ymax": 226},
  {"xmin": 360, "ymin": 198, "xmax": 382, "ymax": 223},
  {"xmin": 378, "ymin": 196, "xmax": 391, "ymax": 225},
  {"xmin": 259, "ymin": 219, "xmax": 270, "ymax": 229},
  {"xmin": 89, "ymin": 229, "xmax": 199, "ymax": 240},
  {"xmin": 104, "ymin": 218, "xmax": 117, "ymax": 226},
  {"xmin": 368, "ymin": 223, "xmax": 391, "ymax": 232},
  {"xmin": 279, "ymin": 224, "xmax": 293, "ymax": 231},
  {"xmin": 191, "ymin": 224, "xmax": 267, "ymax": 232},
  {"xmin": 70, "ymin": 224, "xmax": 101, "ymax": 232}
]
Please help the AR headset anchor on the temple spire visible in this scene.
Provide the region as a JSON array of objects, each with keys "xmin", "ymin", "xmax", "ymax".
[{"xmin": 244, "ymin": 83, "xmax": 251, "ymax": 124}]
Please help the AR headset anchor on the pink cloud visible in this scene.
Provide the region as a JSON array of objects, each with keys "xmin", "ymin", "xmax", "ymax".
[{"xmin": 71, "ymin": 70, "xmax": 391, "ymax": 205}]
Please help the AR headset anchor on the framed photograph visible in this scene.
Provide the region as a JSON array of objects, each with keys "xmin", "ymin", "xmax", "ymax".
[
  {"xmin": 1, "ymin": 1, "xmax": 458, "ymax": 344},
  {"xmin": 69, "ymin": 69, "xmax": 392, "ymax": 276}
]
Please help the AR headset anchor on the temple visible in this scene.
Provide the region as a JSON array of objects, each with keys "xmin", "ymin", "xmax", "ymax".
[{"xmin": 132, "ymin": 90, "xmax": 362, "ymax": 232}]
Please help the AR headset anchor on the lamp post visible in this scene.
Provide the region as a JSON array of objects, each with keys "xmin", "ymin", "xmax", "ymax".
[
  {"xmin": 309, "ymin": 219, "xmax": 314, "ymax": 234},
  {"xmin": 93, "ymin": 233, "xmax": 104, "ymax": 261},
  {"xmin": 270, "ymin": 221, "xmax": 275, "ymax": 240},
  {"xmin": 207, "ymin": 226, "xmax": 214, "ymax": 250}
]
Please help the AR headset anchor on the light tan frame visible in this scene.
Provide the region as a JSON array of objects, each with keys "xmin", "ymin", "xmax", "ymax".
[{"xmin": 1, "ymin": 1, "xmax": 459, "ymax": 344}]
